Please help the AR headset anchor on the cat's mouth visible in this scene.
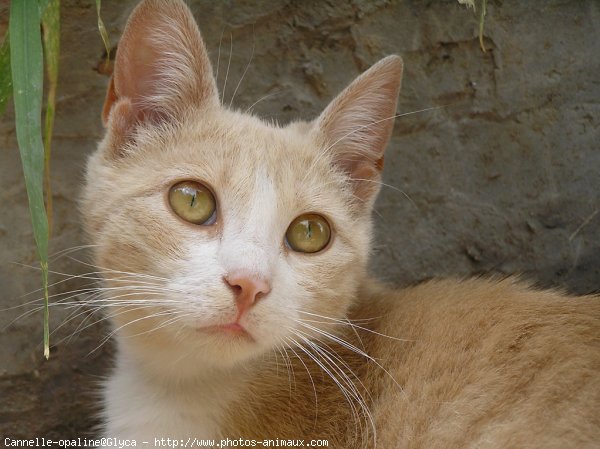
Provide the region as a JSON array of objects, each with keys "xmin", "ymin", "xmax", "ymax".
[{"xmin": 197, "ymin": 322, "xmax": 255, "ymax": 341}]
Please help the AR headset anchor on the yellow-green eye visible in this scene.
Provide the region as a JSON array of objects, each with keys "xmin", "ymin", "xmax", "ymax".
[
  {"xmin": 285, "ymin": 214, "xmax": 331, "ymax": 253},
  {"xmin": 168, "ymin": 181, "xmax": 216, "ymax": 225}
]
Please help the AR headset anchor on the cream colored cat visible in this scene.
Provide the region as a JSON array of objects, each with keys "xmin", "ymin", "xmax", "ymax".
[{"xmin": 83, "ymin": 1, "xmax": 600, "ymax": 448}]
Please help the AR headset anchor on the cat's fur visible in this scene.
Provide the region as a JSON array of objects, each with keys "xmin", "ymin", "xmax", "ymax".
[{"xmin": 83, "ymin": 1, "xmax": 600, "ymax": 448}]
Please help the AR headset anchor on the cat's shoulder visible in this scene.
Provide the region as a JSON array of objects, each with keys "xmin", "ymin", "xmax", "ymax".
[
  {"xmin": 363, "ymin": 276, "xmax": 599, "ymax": 316},
  {"xmin": 351, "ymin": 278, "xmax": 600, "ymax": 448},
  {"xmin": 355, "ymin": 276, "xmax": 600, "ymax": 357}
]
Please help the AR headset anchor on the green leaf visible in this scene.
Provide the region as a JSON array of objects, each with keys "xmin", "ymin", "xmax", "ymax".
[
  {"xmin": 10, "ymin": 0, "xmax": 50, "ymax": 359},
  {"xmin": 42, "ymin": 0, "xmax": 60, "ymax": 234},
  {"xmin": 38, "ymin": 0, "xmax": 50, "ymax": 16},
  {"xmin": 0, "ymin": 33, "xmax": 12, "ymax": 117}
]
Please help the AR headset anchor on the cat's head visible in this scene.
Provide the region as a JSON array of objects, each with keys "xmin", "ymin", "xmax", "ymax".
[{"xmin": 83, "ymin": 0, "xmax": 402, "ymax": 377}]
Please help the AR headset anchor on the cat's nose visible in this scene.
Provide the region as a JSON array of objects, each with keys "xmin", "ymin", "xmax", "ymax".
[{"xmin": 225, "ymin": 273, "xmax": 271, "ymax": 317}]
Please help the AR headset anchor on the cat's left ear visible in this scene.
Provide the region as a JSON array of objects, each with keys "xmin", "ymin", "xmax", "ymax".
[{"xmin": 314, "ymin": 55, "xmax": 403, "ymax": 203}]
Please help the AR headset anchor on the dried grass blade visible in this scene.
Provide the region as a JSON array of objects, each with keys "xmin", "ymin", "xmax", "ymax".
[
  {"xmin": 95, "ymin": 0, "xmax": 112, "ymax": 70},
  {"xmin": 479, "ymin": 0, "xmax": 488, "ymax": 53}
]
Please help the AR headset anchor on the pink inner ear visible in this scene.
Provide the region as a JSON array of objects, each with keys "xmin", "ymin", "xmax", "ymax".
[
  {"xmin": 315, "ymin": 55, "xmax": 403, "ymax": 202},
  {"xmin": 116, "ymin": 36, "xmax": 165, "ymax": 122},
  {"xmin": 104, "ymin": 0, "xmax": 219, "ymax": 128},
  {"xmin": 102, "ymin": 76, "xmax": 117, "ymax": 127},
  {"xmin": 103, "ymin": 98, "xmax": 138, "ymax": 157},
  {"xmin": 351, "ymin": 163, "xmax": 382, "ymax": 200}
]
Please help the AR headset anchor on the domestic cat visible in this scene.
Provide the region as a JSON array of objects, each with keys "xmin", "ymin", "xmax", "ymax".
[{"xmin": 83, "ymin": 0, "xmax": 600, "ymax": 447}]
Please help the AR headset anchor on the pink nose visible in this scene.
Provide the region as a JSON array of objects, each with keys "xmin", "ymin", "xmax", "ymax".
[{"xmin": 225, "ymin": 274, "xmax": 271, "ymax": 318}]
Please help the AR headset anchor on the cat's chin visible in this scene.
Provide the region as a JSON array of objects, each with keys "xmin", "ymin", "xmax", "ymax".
[
  {"xmin": 166, "ymin": 321, "xmax": 272, "ymax": 371},
  {"xmin": 121, "ymin": 328, "xmax": 267, "ymax": 380},
  {"xmin": 112, "ymin": 314, "xmax": 268, "ymax": 376}
]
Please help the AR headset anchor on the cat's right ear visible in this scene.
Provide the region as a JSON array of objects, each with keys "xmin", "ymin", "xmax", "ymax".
[
  {"xmin": 101, "ymin": 0, "xmax": 219, "ymax": 143},
  {"xmin": 314, "ymin": 56, "xmax": 403, "ymax": 204}
]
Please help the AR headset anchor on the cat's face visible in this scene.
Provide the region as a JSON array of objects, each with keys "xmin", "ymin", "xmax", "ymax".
[{"xmin": 83, "ymin": 0, "xmax": 402, "ymax": 376}]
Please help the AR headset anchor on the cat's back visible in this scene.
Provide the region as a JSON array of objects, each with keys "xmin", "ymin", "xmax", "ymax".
[{"xmin": 359, "ymin": 277, "xmax": 600, "ymax": 449}]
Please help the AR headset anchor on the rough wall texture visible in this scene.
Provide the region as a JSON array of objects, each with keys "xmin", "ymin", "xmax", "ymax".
[{"xmin": 0, "ymin": 0, "xmax": 599, "ymax": 438}]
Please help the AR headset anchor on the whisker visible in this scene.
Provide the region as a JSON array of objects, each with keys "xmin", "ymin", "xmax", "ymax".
[
  {"xmin": 229, "ymin": 28, "xmax": 254, "ymax": 108},
  {"xmin": 300, "ymin": 335, "xmax": 375, "ymax": 446},
  {"xmin": 289, "ymin": 333, "xmax": 369, "ymax": 442},
  {"xmin": 298, "ymin": 310, "xmax": 412, "ymax": 343},
  {"xmin": 298, "ymin": 321, "xmax": 407, "ymax": 402},
  {"xmin": 221, "ymin": 32, "xmax": 233, "ymax": 105},
  {"xmin": 13, "ymin": 259, "xmax": 170, "ymax": 291},
  {"xmin": 87, "ymin": 308, "xmax": 182, "ymax": 355},
  {"xmin": 63, "ymin": 256, "xmax": 170, "ymax": 282},
  {"xmin": 48, "ymin": 244, "xmax": 99, "ymax": 262},
  {"xmin": 298, "ymin": 310, "xmax": 377, "ymax": 325},
  {"xmin": 53, "ymin": 295, "xmax": 182, "ymax": 346},
  {"xmin": 244, "ymin": 90, "xmax": 282, "ymax": 114},
  {"xmin": 282, "ymin": 339, "xmax": 319, "ymax": 427},
  {"xmin": 295, "ymin": 329, "xmax": 373, "ymax": 404},
  {"xmin": 324, "ymin": 104, "xmax": 454, "ymax": 155},
  {"xmin": 274, "ymin": 340, "xmax": 295, "ymax": 397},
  {"xmin": 301, "ymin": 104, "xmax": 454, "ymax": 188},
  {"xmin": 214, "ymin": 27, "xmax": 225, "ymax": 82},
  {"xmin": 287, "ymin": 336, "xmax": 358, "ymax": 417},
  {"xmin": 5, "ymin": 282, "xmax": 182, "ymax": 313}
]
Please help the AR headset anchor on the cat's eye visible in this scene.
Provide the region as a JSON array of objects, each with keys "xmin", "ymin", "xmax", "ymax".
[
  {"xmin": 285, "ymin": 214, "xmax": 331, "ymax": 253},
  {"xmin": 168, "ymin": 181, "xmax": 216, "ymax": 225}
]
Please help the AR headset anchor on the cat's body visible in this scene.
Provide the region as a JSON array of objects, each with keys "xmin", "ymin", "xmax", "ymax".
[
  {"xmin": 101, "ymin": 278, "xmax": 600, "ymax": 448},
  {"xmin": 85, "ymin": 1, "xmax": 600, "ymax": 448}
]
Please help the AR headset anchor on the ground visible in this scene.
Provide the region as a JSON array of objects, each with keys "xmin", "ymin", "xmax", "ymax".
[{"xmin": 0, "ymin": 0, "xmax": 599, "ymax": 440}]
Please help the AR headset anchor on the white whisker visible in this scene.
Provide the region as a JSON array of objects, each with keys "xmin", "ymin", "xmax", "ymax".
[
  {"xmin": 282, "ymin": 338, "xmax": 319, "ymax": 427},
  {"xmin": 229, "ymin": 29, "xmax": 254, "ymax": 108},
  {"xmin": 289, "ymin": 333, "xmax": 370, "ymax": 444},
  {"xmin": 221, "ymin": 32, "xmax": 233, "ymax": 105},
  {"xmin": 214, "ymin": 27, "xmax": 225, "ymax": 82},
  {"xmin": 297, "ymin": 321, "xmax": 407, "ymax": 402},
  {"xmin": 244, "ymin": 90, "xmax": 282, "ymax": 114}
]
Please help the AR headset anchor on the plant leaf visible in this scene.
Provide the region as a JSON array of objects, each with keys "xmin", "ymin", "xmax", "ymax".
[
  {"xmin": 0, "ymin": 33, "xmax": 12, "ymax": 117},
  {"xmin": 479, "ymin": 0, "xmax": 488, "ymax": 53},
  {"xmin": 95, "ymin": 0, "xmax": 111, "ymax": 69},
  {"xmin": 10, "ymin": 0, "xmax": 50, "ymax": 359},
  {"xmin": 42, "ymin": 0, "xmax": 60, "ymax": 235},
  {"xmin": 38, "ymin": 0, "xmax": 50, "ymax": 16}
]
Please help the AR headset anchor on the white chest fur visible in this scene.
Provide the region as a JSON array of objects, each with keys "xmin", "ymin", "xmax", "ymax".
[{"xmin": 101, "ymin": 352, "xmax": 241, "ymax": 446}]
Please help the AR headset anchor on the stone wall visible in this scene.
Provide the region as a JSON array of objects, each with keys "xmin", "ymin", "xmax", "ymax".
[{"xmin": 0, "ymin": 0, "xmax": 598, "ymax": 438}]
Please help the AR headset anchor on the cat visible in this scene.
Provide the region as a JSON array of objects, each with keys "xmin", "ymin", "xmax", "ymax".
[{"xmin": 83, "ymin": 0, "xmax": 600, "ymax": 448}]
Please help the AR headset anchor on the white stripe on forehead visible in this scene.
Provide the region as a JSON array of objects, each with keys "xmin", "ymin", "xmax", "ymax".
[{"xmin": 218, "ymin": 167, "xmax": 279, "ymax": 279}]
